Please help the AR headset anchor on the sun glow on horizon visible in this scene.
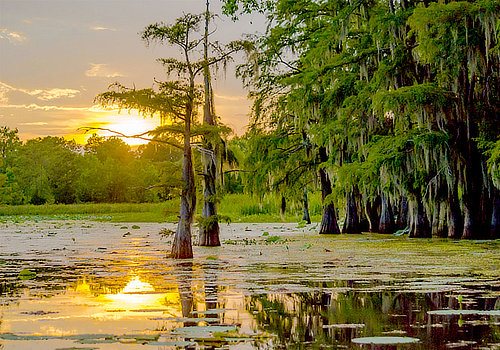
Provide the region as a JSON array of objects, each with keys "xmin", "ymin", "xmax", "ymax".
[
  {"xmin": 99, "ymin": 115, "xmax": 158, "ymax": 146},
  {"xmin": 66, "ymin": 110, "xmax": 159, "ymax": 146}
]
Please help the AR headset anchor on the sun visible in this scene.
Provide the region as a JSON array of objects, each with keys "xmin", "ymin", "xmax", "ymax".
[
  {"xmin": 66, "ymin": 108, "xmax": 161, "ymax": 146},
  {"xmin": 101, "ymin": 115, "xmax": 159, "ymax": 146}
]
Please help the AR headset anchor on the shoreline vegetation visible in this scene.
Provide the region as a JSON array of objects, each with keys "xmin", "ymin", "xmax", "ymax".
[{"xmin": 0, "ymin": 193, "xmax": 325, "ymax": 224}]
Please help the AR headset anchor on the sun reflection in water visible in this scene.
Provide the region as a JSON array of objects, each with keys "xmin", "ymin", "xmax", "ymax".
[{"xmin": 76, "ymin": 276, "xmax": 183, "ymax": 318}]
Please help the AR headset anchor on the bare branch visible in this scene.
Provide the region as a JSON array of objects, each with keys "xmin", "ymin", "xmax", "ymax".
[{"xmin": 78, "ymin": 126, "xmax": 183, "ymax": 150}]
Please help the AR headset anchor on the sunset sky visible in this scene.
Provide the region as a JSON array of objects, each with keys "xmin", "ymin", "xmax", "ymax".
[{"xmin": 0, "ymin": 0, "xmax": 262, "ymax": 145}]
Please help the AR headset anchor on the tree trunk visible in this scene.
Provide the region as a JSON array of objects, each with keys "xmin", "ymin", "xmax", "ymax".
[
  {"xmin": 378, "ymin": 193, "xmax": 395, "ymax": 234},
  {"xmin": 432, "ymin": 201, "xmax": 448, "ymax": 238},
  {"xmin": 447, "ymin": 183, "xmax": 463, "ymax": 238},
  {"xmin": 396, "ymin": 196, "xmax": 408, "ymax": 230},
  {"xmin": 302, "ymin": 188, "xmax": 311, "ymax": 224},
  {"xmin": 319, "ymin": 203, "xmax": 340, "ymax": 234},
  {"xmin": 479, "ymin": 184, "xmax": 493, "ymax": 238},
  {"xmin": 171, "ymin": 82, "xmax": 196, "ymax": 258},
  {"xmin": 318, "ymin": 147, "xmax": 340, "ymax": 234},
  {"xmin": 171, "ymin": 133, "xmax": 196, "ymax": 258},
  {"xmin": 409, "ymin": 197, "xmax": 431, "ymax": 238},
  {"xmin": 365, "ymin": 196, "xmax": 381, "ymax": 232},
  {"xmin": 462, "ymin": 199, "xmax": 477, "ymax": 239},
  {"xmin": 280, "ymin": 196, "xmax": 286, "ymax": 215},
  {"xmin": 491, "ymin": 188, "xmax": 500, "ymax": 239},
  {"xmin": 199, "ymin": 0, "xmax": 220, "ymax": 246},
  {"xmin": 460, "ymin": 67, "xmax": 482, "ymax": 240},
  {"xmin": 343, "ymin": 190, "xmax": 361, "ymax": 234}
]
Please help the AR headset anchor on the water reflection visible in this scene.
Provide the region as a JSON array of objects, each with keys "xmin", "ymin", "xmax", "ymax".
[
  {"xmin": 0, "ymin": 266, "xmax": 499, "ymax": 349},
  {"xmin": 0, "ymin": 221, "xmax": 499, "ymax": 349},
  {"xmin": 247, "ymin": 289, "xmax": 500, "ymax": 349}
]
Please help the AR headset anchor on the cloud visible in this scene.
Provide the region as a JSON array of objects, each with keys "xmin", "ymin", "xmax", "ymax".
[
  {"xmin": 18, "ymin": 122, "xmax": 48, "ymax": 126},
  {"xmin": 214, "ymin": 93, "xmax": 247, "ymax": 102},
  {"xmin": 21, "ymin": 17, "xmax": 47, "ymax": 24},
  {"xmin": 0, "ymin": 85, "xmax": 10, "ymax": 104},
  {"xmin": 26, "ymin": 88, "xmax": 81, "ymax": 101},
  {"xmin": 91, "ymin": 26, "xmax": 117, "ymax": 31},
  {"xmin": 85, "ymin": 63, "xmax": 123, "ymax": 78},
  {"xmin": 0, "ymin": 81, "xmax": 80, "ymax": 102},
  {"xmin": 0, "ymin": 103, "xmax": 99, "ymax": 112},
  {"xmin": 0, "ymin": 103, "xmax": 89, "ymax": 111},
  {"xmin": 0, "ymin": 28, "xmax": 27, "ymax": 45}
]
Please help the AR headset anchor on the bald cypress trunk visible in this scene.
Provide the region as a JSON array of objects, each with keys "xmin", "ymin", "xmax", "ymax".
[
  {"xmin": 491, "ymin": 189, "xmax": 500, "ymax": 239},
  {"xmin": 320, "ymin": 202, "xmax": 340, "ymax": 235},
  {"xmin": 409, "ymin": 196, "xmax": 431, "ymax": 238},
  {"xmin": 280, "ymin": 196, "xmax": 286, "ymax": 216},
  {"xmin": 365, "ymin": 196, "xmax": 381, "ymax": 232},
  {"xmin": 171, "ymin": 75, "xmax": 196, "ymax": 259},
  {"xmin": 432, "ymin": 201, "xmax": 448, "ymax": 237},
  {"xmin": 378, "ymin": 193, "xmax": 395, "ymax": 234},
  {"xmin": 318, "ymin": 147, "xmax": 340, "ymax": 235},
  {"xmin": 447, "ymin": 183, "xmax": 463, "ymax": 238},
  {"xmin": 343, "ymin": 190, "xmax": 361, "ymax": 234},
  {"xmin": 199, "ymin": 0, "xmax": 220, "ymax": 246},
  {"xmin": 171, "ymin": 120, "xmax": 196, "ymax": 259},
  {"xmin": 396, "ymin": 196, "xmax": 409, "ymax": 230},
  {"xmin": 302, "ymin": 188, "xmax": 311, "ymax": 224}
]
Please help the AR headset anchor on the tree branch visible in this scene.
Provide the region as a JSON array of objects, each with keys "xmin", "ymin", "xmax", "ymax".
[{"xmin": 78, "ymin": 127, "xmax": 183, "ymax": 150}]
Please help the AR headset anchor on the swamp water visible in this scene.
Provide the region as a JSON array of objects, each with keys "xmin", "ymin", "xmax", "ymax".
[{"xmin": 0, "ymin": 221, "xmax": 498, "ymax": 349}]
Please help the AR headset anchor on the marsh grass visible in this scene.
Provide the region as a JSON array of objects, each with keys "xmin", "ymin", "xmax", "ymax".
[
  {"xmin": 0, "ymin": 202, "xmax": 180, "ymax": 222},
  {"xmin": 0, "ymin": 193, "xmax": 324, "ymax": 223}
]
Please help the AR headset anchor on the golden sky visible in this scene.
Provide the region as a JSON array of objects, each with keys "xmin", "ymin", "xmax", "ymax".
[{"xmin": 0, "ymin": 0, "xmax": 261, "ymax": 145}]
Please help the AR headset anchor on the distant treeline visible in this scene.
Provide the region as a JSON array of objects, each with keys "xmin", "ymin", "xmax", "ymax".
[{"xmin": 0, "ymin": 128, "xmax": 190, "ymax": 205}]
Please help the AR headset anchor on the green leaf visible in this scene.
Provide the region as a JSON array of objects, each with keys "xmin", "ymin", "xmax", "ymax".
[{"xmin": 18, "ymin": 269, "xmax": 36, "ymax": 280}]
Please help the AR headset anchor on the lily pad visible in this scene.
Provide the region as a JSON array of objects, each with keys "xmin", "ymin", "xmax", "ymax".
[
  {"xmin": 428, "ymin": 309, "xmax": 500, "ymax": 316},
  {"xmin": 55, "ymin": 348, "xmax": 99, "ymax": 350},
  {"xmin": 170, "ymin": 325, "xmax": 237, "ymax": 337},
  {"xmin": 323, "ymin": 323, "xmax": 365, "ymax": 329},
  {"xmin": 18, "ymin": 269, "xmax": 36, "ymax": 280},
  {"xmin": 191, "ymin": 308, "xmax": 227, "ymax": 314},
  {"xmin": 148, "ymin": 341, "xmax": 197, "ymax": 346},
  {"xmin": 265, "ymin": 236, "xmax": 280, "ymax": 243},
  {"xmin": 352, "ymin": 337, "xmax": 420, "ymax": 345}
]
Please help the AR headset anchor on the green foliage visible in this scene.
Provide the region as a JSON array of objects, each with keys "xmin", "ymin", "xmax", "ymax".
[
  {"xmin": 235, "ymin": 0, "xmax": 499, "ymax": 239},
  {"xmin": 0, "ymin": 126, "xmax": 21, "ymax": 158},
  {"xmin": 0, "ymin": 130, "xmax": 183, "ymax": 206}
]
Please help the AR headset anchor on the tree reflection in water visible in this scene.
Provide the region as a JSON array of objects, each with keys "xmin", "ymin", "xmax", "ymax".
[
  {"xmin": 175, "ymin": 261, "xmax": 195, "ymax": 326},
  {"xmin": 173, "ymin": 261, "xmax": 233, "ymax": 350},
  {"xmin": 246, "ymin": 284, "xmax": 500, "ymax": 349}
]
